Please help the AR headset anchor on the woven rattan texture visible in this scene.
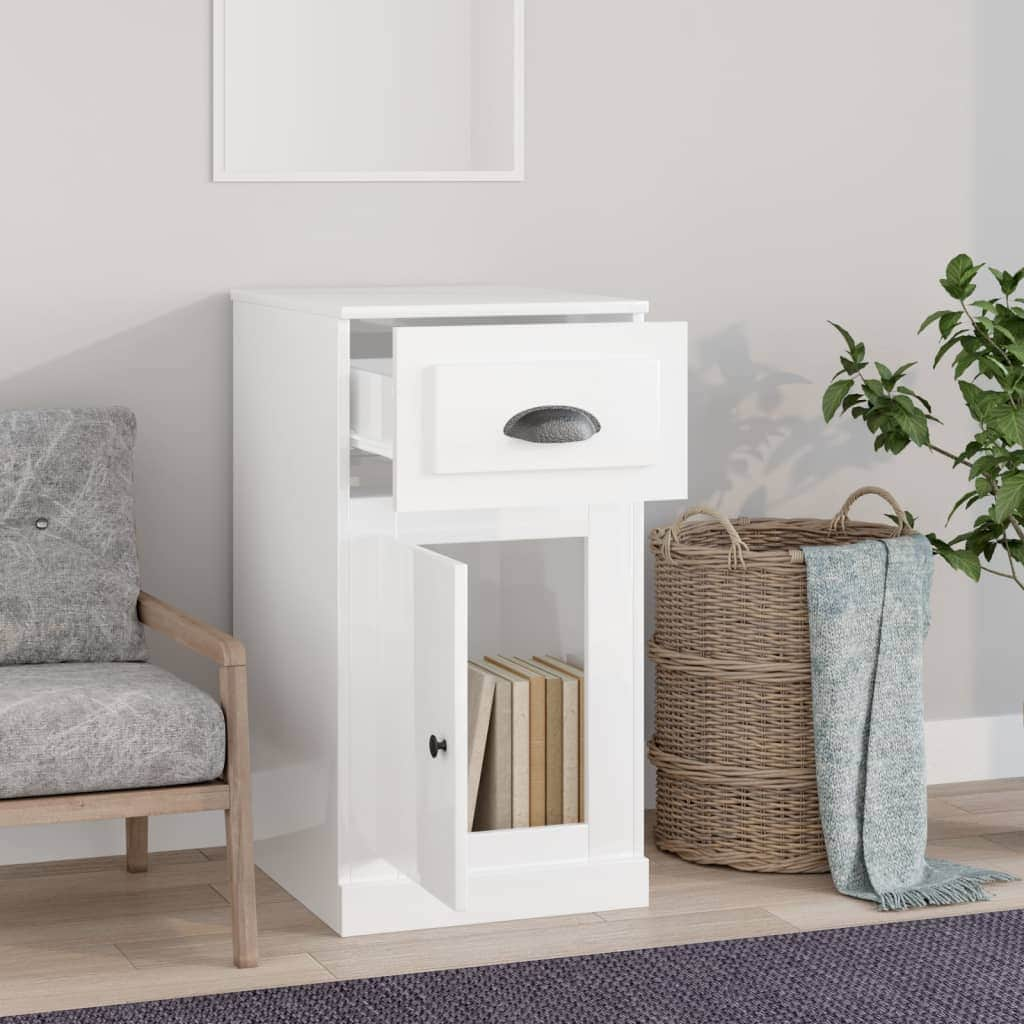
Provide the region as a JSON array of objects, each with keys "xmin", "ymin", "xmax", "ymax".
[{"xmin": 649, "ymin": 503, "xmax": 911, "ymax": 874}]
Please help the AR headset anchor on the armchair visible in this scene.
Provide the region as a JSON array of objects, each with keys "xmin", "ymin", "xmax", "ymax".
[{"xmin": 0, "ymin": 408, "xmax": 257, "ymax": 968}]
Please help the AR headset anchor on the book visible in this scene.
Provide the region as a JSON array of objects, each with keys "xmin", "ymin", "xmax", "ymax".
[
  {"xmin": 466, "ymin": 663, "xmax": 497, "ymax": 829},
  {"xmin": 469, "ymin": 660, "xmax": 511, "ymax": 830},
  {"xmin": 537, "ymin": 655, "xmax": 584, "ymax": 822},
  {"xmin": 544, "ymin": 670, "xmax": 563, "ymax": 825},
  {"xmin": 535, "ymin": 655, "xmax": 583, "ymax": 679},
  {"xmin": 486, "ymin": 655, "xmax": 546, "ymax": 827},
  {"xmin": 509, "ymin": 658, "xmax": 563, "ymax": 825},
  {"xmin": 476, "ymin": 658, "xmax": 530, "ymax": 828},
  {"xmin": 515, "ymin": 658, "xmax": 579, "ymax": 825}
]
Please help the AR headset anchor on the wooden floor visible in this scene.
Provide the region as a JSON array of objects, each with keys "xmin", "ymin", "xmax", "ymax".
[{"xmin": 3, "ymin": 779, "xmax": 1024, "ymax": 1017}]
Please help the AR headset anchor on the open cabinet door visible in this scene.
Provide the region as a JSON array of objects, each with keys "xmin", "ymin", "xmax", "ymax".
[{"xmin": 363, "ymin": 537, "xmax": 469, "ymax": 910}]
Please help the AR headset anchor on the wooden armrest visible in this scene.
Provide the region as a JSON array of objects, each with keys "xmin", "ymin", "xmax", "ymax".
[{"xmin": 138, "ymin": 592, "xmax": 246, "ymax": 668}]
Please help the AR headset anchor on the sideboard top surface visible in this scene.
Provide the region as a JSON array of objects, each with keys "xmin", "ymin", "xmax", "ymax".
[{"xmin": 230, "ymin": 285, "xmax": 649, "ymax": 321}]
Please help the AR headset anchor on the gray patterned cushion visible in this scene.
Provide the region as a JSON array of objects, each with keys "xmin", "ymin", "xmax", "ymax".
[
  {"xmin": 0, "ymin": 663, "xmax": 225, "ymax": 799},
  {"xmin": 0, "ymin": 407, "xmax": 146, "ymax": 664}
]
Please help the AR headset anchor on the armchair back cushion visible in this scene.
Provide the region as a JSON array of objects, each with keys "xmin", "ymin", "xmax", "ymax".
[{"xmin": 0, "ymin": 407, "xmax": 147, "ymax": 664}]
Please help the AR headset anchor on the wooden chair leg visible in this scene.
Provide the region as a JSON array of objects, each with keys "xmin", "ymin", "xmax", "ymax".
[
  {"xmin": 225, "ymin": 804, "xmax": 258, "ymax": 968},
  {"xmin": 221, "ymin": 664, "xmax": 259, "ymax": 968},
  {"xmin": 125, "ymin": 816, "xmax": 148, "ymax": 873}
]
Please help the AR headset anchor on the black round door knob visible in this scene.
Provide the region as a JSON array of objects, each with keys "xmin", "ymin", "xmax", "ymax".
[{"xmin": 428, "ymin": 734, "xmax": 448, "ymax": 759}]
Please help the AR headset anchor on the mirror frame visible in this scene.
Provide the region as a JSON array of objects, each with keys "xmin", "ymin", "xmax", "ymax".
[{"xmin": 212, "ymin": 0, "xmax": 525, "ymax": 182}]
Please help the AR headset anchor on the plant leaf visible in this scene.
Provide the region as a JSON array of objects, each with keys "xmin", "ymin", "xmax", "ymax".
[
  {"xmin": 953, "ymin": 346, "xmax": 979, "ymax": 379},
  {"xmin": 941, "ymin": 254, "xmax": 983, "ymax": 300},
  {"xmin": 992, "ymin": 323, "xmax": 1018, "ymax": 345},
  {"xmin": 888, "ymin": 395, "xmax": 930, "ymax": 445},
  {"xmin": 828, "ymin": 321, "xmax": 858, "ymax": 353},
  {"xmin": 919, "ymin": 310, "xmax": 959, "ymax": 334},
  {"xmin": 822, "ymin": 379, "xmax": 854, "ymax": 422},
  {"xmin": 897, "ymin": 385, "xmax": 933, "ymax": 413},
  {"xmin": 887, "ymin": 510, "xmax": 916, "ymax": 528},
  {"xmin": 930, "ymin": 535, "xmax": 982, "ymax": 581},
  {"xmin": 938, "ymin": 311, "xmax": 963, "ymax": 338},
  {"xmin": 958, "ymin": 381, "xmax": 989, "ymax": 422},
  {"xmin": 988, "ymin": 404, "xmax": 1024, "ymax": 446},
  {"xmin": 938, "ymin": 546, "xmax": 983, "ymax": 580},
  {"xmin": 990, "ymin": 267, "xmax": 1023, "ymax": 297},
  {"xmin": 947, "ymin": 490, "xmax": 981, "ymax": 526},
  {"xmin": 992, "ymin": 473, "xmax": 1024, "ymax": 523},
  {"xmin": 946, "ymin": 254, "xmax": 976, "ymax": 282},
  {"xmin": 933, "ymin": 335, "xmax": 961, "ymax": 368},
  {"xmin": 1006, "ymin": 539, "xmax": 1024, "ymax": 565}
]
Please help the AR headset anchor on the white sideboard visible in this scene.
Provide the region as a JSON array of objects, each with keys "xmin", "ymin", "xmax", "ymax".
[{"xmin": 232, "ymin": 286, "xmax": 687, "ymax": 936}]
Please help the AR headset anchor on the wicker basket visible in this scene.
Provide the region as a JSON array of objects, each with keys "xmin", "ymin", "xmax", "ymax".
[{"xmin": 647, "ymin": 485, "xmax": 914, "ymax": 874}]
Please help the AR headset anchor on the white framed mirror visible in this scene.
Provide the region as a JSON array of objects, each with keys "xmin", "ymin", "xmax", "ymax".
[{"xmin": 213, "ymin": 0, "xmax": 524, "ymax": 182}]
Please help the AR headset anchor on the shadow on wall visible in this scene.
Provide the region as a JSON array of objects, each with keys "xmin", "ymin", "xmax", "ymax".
[
  {"xmin": 661, "ymin": 322, "xmax": 874, "ymax": 520},
  {"xmin": 0, "ymin": 295, "xmax": 233, "ymax": 694},
  {"xmin": 642, "ymin": 323, "xmax": 877, "ymax": 804}
]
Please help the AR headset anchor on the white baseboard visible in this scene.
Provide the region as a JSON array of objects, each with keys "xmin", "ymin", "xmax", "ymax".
[
  {"xmin": 0, "ymin": 811, "xmax": 225, "ymax": 867},
  {"xmin": 339, "ymin": 856, "xmax": 650, "ymax": 937},
  {"xmin": 925, "ymin": 713, "xmax": 1024, "ymax": 785}
]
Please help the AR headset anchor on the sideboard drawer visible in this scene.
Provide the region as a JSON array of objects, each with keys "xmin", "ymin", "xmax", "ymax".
[{"xmin": 392, "ymin": 321, "xmax": 687, "ymax": 511}]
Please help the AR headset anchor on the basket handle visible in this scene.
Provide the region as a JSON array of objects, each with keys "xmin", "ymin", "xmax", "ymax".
[
  {"xmin": 830, "ymin": 486, "xmax": 908, "ymax": 538},
  {"xmin": 659, "ymin": 505, "xmax": 751, "ymax": 568}
]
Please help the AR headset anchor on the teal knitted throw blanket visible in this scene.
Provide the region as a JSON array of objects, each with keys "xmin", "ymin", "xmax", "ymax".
[{"xmin": 802, "ymin": 534, "xmax": 1016, "ymax": 909}]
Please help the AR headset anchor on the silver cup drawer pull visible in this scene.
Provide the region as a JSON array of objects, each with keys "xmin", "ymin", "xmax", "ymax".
[{"xmin": 502, "ymin": 406, "xmax": 601, "ymax": 445}]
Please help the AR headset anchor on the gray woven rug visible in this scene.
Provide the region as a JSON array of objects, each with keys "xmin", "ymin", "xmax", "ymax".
[{"xmin": 9, "ymin": 909, "xmax": 1024, "ymax": 1023}]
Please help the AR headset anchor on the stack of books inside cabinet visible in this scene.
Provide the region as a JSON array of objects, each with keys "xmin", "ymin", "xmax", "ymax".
[{"xmin": 468, "ymin": 656, "xmax": 584, "ymax": 830}]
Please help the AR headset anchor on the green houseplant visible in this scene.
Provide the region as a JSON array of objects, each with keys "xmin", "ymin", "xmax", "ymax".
[{"xmin": 823, "ymin": 254, "xmax": 1024, "ymax": 590}]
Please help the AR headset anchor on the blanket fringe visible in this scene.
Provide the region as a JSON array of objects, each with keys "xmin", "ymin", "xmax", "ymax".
[{"xmin": 877, "ymin": 871, "xmax": 1019, "ymax": 911}]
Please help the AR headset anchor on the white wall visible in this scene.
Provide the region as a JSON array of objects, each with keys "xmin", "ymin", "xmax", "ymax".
[{"xmin": 0, "ymin": 1, "xmax": 1018, "ymax": 859}]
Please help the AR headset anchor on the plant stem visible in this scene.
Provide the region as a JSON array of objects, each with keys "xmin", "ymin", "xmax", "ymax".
[
  {"xmin": 927, "ymin": 444, "xmax": 959, "ymax": 463},
  {"xmin": 1004, "ymin": 545, "xmax": 1023, "ymax": 587},
  {"xmin": 1004, "ymin": 516, "xmax": 1024, "ymax": 587},
  {"xmin": 1009, "ymin": 515, "xmax": 1024, "ymax": 544},
  {"xmin": 980, "ymin": 564, "xmax": 1024, "ymax": 590},
  {"xmin": 960, "ymin": 299, "xmax": 981, "ymax": 332}
]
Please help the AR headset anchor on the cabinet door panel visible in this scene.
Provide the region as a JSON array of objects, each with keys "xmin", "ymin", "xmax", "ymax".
[
  {"xmin": 412, "ymin": 543, "xmax": 468, "ymax": 908},
  {"xmin": 364, "ymin": 537, "xmax": 469, "ymax": 909}
]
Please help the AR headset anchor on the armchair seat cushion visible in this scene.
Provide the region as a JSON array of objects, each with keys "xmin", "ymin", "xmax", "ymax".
[{"xmin": 0, "ymin": 663, "xmax": 225, "ymax": 800}]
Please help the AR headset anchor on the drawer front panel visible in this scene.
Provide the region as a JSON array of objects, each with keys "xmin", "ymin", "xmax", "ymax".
[{"xmin": 395, "ymin": 321, "xmax": 687, "ymax": 511}]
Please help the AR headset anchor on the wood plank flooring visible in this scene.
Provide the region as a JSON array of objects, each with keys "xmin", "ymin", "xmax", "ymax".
[{"xmin": 2, "ymin": 779, "xmax": 1023, "ymax": 1017}]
